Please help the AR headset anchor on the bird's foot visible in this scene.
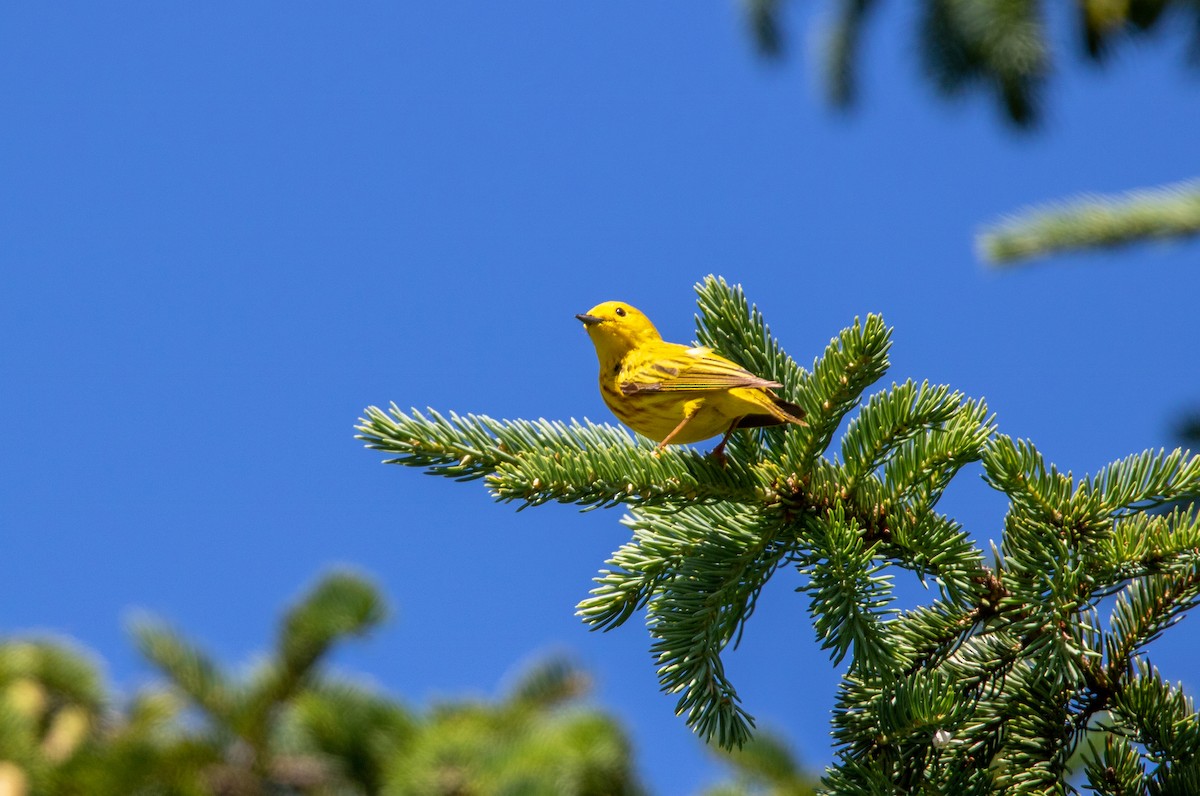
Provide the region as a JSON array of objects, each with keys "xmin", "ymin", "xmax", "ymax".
[{"xmin": 708, "ymin": 442, "xmax": 729, "ymax": 467}]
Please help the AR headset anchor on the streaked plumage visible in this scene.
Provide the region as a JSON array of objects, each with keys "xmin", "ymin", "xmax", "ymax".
[{"xmin": 576, "ymin": 301, "xmax": 805, "ymax": 459}]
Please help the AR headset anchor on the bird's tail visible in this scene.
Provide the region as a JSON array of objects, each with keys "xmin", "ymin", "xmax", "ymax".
[
  {"xmin": 772, "ymin": 396, "xmax": 807, "ymax": 426},
  {"xmin": 734, "ymin": 394, "xmax": 807, "ymax": 429}
]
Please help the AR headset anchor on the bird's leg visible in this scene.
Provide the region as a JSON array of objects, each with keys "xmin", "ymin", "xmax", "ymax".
[
  {"xmin": 655, "ymin": 402, "xmax": 702, "ymax": 456},
  {"xmin": 708, "ymin": 420, "xmax": 740, "ymax": 466},
  {"xmin": 655, "ymin": 417, "xmax": 693, "ymax": 455}
]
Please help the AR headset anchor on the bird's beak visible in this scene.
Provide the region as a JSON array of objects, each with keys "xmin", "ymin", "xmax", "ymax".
[{"xmin": 576, "ymin": 313, "xmax": 603, "ymax": 326}]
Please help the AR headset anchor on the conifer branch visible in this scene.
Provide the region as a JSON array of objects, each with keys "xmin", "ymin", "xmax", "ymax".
[
  {"xmin": 694, "ymin": 275, "xmax": 806, "ymax": 395},
  {"xmin": 360, "ymin": 407, "xmax": 779, "ymax": 510},
  {"xmin": 980, "ymin": 179, "xmax": 1200, "ymax": 264},
  {"xmin": 582, "ymin": 502, "xmax": 789, "ymax": 747},
  {"xmin": 228, "ymin": 574, "xmax": 387, "ymax": 756},
  {"xmin": 278, "ymin": 572, "xmax": 385, "ymax": 675},
  {"xmin": 840, "ymin": 380, "xmax": 964, "ymax": 488},
  {"xmin": 988, "ymin": 663, "xmax": 1075, "ymax": 791},
  {"xmin": 289, "ymin": 681, "xmax": 415, "ymax": 795},
  {"xmin": 647, "ymin": 508, "xmax": 783, "ymax": 747},
  {"xmin": 742, "ymin": 0, "xmax": 1199, "ymax": 130},
  {"xmin": 779, "ymin": 450, "xmax": 990, "ymax": 606},
  {"xmin": 1096, "ymin": 509, "xmax": 1200, "ymax": 578},
  {"xmin": 0, "ymin": 641, "xmax": 106, "ymax": 712},
  {"xmin": 983, "ymin": 435, "xmax": 1083, "ymax": 526},
  {"xmin": 694, "ymin": 275, "xmax": 813, "ymax": 462},
  {"xmin": 1104, "ymin": 566, "xmax": 1200, "ymax": 681},
  {"xmin": 1110, "ymin": 661, "xmax": 1200, "ymax": 763},
  {"xmin": 743, "ymin": 0, "xmax": 785, "ymax": 56},
  {"xmin": 363, "ymin": 276, "xmax": 1200, "ymax": 771},
  {"xmin": 487, "ymin": 443, "xmax": 776, "ymax": 510},
  {"xmin": 880, "ymin": 397, "xmax": 993, "ymax": 508},
  {"xmin": 130, "ymin": 622, "xmax": 237, "ymax": 728},
  {"xmin": 881, "ymin": 512, "xmax": 984, "ymax": 604},
  {"xmin": 783, "ymin": 314, "xmax": 892, "ymax": 470},
  {"xmin": 822, "ymin": 0, "xmax": 877, "ymax": 107},
  {"xmin": 798, "ymin": 506, "xmax": 898, "ymax": 668},
  {"xmin": 932, "ymin": 628, "xmax": 1024, "ymax": 716},
  {"xmin": 356, "ymin": 406, "xmax": 523, "ymax": 479},
  {"xmin": 576, "ymin": 503, "xmax": 771, "ymax": 635},
  {"xmin": 1085, "ymin": 734, "xmax": 1148, "ymax": 794},
  {"xmin": 889, "ymin": 600, "xmax": 983, "ymax": 671},
  {"xmin": 919, "ymin": 0, "xmax": 1047, "ymax": 126},
  {"xmin": 505, "ymin": 657, "xmax": 591, "ymax": 709},
  {"xmin": 1086, "ymin": 447, "xmax": 1200, "ymax": 513},
  {"xmin": 1151, "ymin": 754, "xmax": 1200, "ymax": 793}
]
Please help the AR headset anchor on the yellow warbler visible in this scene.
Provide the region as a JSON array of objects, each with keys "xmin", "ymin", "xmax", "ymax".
[{"xmin": 577, "ymin": 301, "xmax": 805, "ymax": 459}]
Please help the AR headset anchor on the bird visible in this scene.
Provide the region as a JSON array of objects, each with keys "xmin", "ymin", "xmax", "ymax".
[{"xmin": 576, "ymin": 301, "xmax": 805, "ymax": 461}]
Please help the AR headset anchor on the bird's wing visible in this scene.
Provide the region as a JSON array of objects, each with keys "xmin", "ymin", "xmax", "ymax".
[{"xmin": 619, "ymin": 344, "xmax": 781, "ymax": 395}]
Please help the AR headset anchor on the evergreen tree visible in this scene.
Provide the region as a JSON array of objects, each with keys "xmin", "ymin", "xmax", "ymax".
[
  {"xmin": 0, "ymin": 573, "xmax": 647, "ymax": 795},
  {"xmin": 359, "ymin": 276, "xmax": 1200, "ymax": 794}
]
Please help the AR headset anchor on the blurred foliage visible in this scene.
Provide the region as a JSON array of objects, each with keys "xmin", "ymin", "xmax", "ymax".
[
  {"xmin": 979, "ymin": 180, "xmax": 1200, "ymax": 264},
  {"xmin": 0, "ymin": 572, "xmax": 653, "ymax": 796},
  {"xmin": 744, "ymin": 0, "xmax": 1199, "ymax": 128},
  {"xmin": 0, "ymin": 570, "xmax": 816, "ymax": 795},
  {"xmin": 700, "ymin": 729, "xmax": 819, "ymax": 796},
  {"xmin": 739, "ymin": 0, "xmax": 1200, "ymax": 263},
  {"xmin": 1179, "ymin": 413, "xmax": 1200, "ymax": 448}
]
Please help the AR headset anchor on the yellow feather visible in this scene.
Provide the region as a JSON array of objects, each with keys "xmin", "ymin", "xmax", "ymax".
[{"xmin": 577, "ymin": 301, "xmax": 805, "ymax": 456}]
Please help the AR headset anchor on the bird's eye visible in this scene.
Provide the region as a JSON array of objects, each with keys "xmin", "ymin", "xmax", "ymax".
[{"xmin": 615, "ymin": 307, "xmax": 626, "ymax": 317}]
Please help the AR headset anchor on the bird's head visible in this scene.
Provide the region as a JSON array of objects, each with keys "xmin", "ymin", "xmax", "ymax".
[{"xmin": 576, "ymin": 301, "xmax": 662, "ymax": 360}]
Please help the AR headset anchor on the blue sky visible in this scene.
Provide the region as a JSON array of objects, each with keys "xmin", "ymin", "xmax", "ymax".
[{"xmin": 2, "ymin": 3, "xmax": 1199, "ymax": 793}]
